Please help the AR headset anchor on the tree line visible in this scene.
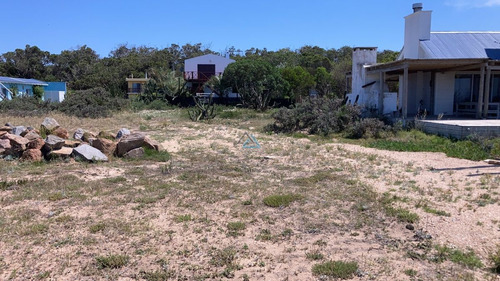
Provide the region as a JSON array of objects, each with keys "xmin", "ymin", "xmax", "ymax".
[{"xmin": 0, "ymin": 44, "xmax": 399, "ymax": 106}]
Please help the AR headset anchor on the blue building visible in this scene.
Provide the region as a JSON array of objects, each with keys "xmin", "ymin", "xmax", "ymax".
[{"xmin": 0, "ymin": 76, "xmax": 66, "ymax": 102}]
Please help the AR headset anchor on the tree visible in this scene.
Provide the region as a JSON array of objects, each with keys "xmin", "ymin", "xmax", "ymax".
[
  {"xmin": 314, "ymin": 67, "xmax": 334, "ymax": 97},
  {"xmin": 51, "ymin": 45, "xmax": 99, "ymax": 90},
  {"xmin": 141, "ymin": 68, "xmax": 187, "ymax": 103},
  {"xmin": 280, "ymin": 66, "xmax": 314, "ymax": 102},
  {"xmin": 0, "ymin": 45, "xmax": 52, "ymax": 79},
  {"xmin": 222, "ymin": 59, "xmax": 285, "ymax": 110}
]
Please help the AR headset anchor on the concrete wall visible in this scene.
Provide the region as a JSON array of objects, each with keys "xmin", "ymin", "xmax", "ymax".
[
  {"xmin": 184, "ymin": 54, "xmax": 235, "ymax": 73},
  {"xmin": 434, "ymin": 72, "xmax": 455, "ymax": 115},
  {"xmin": 351, "ymin": 48, "xmax": 377, "ymax": 101},
  {"xmin": 44, "ymin": 91, "xmax": 65, "ymax": 102}
]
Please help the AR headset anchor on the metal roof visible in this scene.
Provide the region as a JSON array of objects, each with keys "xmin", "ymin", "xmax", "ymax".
[
  {"xmin": 420, "ymin": 32, "xmax": 500, "ymax": 59},
  {"xmin": 0, "ymin": 76, "xmax": 48, "ymax": 86}
]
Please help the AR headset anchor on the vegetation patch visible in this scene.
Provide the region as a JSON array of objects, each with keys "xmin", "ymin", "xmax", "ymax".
[
  {"xmin": 263, "ymin": 194, "xmax": 302, "ymax": 208},
  {"xmin": 95, "ymin": 254, "xmax": 129, "ymax": 269},
  {"xmin": 433, "ymin": 245, "xmax": 483, "ymax": 269},
  {"xmin": 227, "ymin": 221, "xmax": 246, "ymax": 237},
  {"xmin": 312, "ymin": 260, "xmax": 359, "ymax": 279},
  {"xmin": 490, "ymin": 245, "xmax": 500, "ymax": 274}
]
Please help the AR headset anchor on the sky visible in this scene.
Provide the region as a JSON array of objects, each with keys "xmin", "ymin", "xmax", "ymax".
[{"xmin": 2, "ymin": 0, "xmax": 500, "ymax": 57}]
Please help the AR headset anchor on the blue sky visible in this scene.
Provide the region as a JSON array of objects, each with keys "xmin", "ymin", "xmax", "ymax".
[{"xmin": 3, "ymin": 0, "xmax": 500, "ymax": 57}]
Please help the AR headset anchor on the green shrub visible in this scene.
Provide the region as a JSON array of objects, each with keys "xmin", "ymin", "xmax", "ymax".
[
  {"xmin": 58, "ymin": 87, "xmax": 129, "ymax": 118},
  {"xmin": 263, "ymin": 194, "xmax": 302, "ymax": 208},
  {"xmin": 227, "ymin": 221, "xmax": 246, "ymax": 236},
  {"xmin": 95, "ymin": 254, "xmax": 129, "ymax": 269},
  {"xmin": 0, "ymin": 96, "xmax": 55, "ymax": 116},
  {"xmin": 345, "ymin": 118, "xmax": 388, "ymax": 139},
  {"xmin": 265, "ymin": 98, "xmax": 361, "ymax": 136},
  {"xmin": 312, "ymin": 260, "xmax": 358, "ymax": 279}
]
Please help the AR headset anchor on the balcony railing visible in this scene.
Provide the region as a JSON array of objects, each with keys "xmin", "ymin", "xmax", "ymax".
[{"xmin": 184, "ymin": 71, "xmax": 223, "ymax": 82}]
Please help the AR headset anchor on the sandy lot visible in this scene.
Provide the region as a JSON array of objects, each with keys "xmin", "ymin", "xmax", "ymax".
[{"xmin": 0, "ymin": 110, "xmax": 499, "ymax": 280}]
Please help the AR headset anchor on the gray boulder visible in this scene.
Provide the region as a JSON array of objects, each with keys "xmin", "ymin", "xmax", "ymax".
[
  {"xmin": 115, "ymin": 132, "xmax": 145, "ymax": 157},
  {"xmin": 12, "ymin": 126, "xmax": 27, "ymax": 136},
  {"xmin": 44, "ymin": 135, "xmax": 65, "ymax": 151},
  {"xmin": 41, "ymin": 117, "xmax": 60, "ymax": 132},
  {"xmin": 73, "ymin": 128, "xmax": 85, "ymax": 141},
  {"xmin": 73, "ymin": 144, "xmax": 108, "ymax": 162},
  {"xmin": 116, "ymin": 128, "xmax": 130, "ymax": 139},
  {"xmin": 124, "ymin": 147, "xmax": 144, "ymax": 158}
]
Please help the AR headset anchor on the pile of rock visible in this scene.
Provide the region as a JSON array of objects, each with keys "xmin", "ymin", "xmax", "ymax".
[{"xmin": 0, "ymin": 117, "xmax": 161, "ymax": 162}]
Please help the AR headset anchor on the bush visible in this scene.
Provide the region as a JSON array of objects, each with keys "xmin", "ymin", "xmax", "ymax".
[
  {"xmin": 58, "ymin": 87, "xmax": 129, "ymax": 118},
  {"xmin": 0, "ymin": 96, "xmax": 55, "ymax": 116},
  {"xmin": 345, "ymin": 118, "xmax": 388, "ymax": 139},
  {"xmin": 95, "ymin": 254, "xmax": 129, "ymax": 269},
  {"xmin": 266, "ymin": 98, "xmax": 361, "ymax": 136},
  {"xmin": 263, "ymin": 194, "xmax": 302, "ymax": 208},
  {"xmin": 490, "ymin": 245, "xmax": 500, "ymax": 274},
  {"xmin": 312, "ymin": 260, "xmax": 359, "ymax": 279}
]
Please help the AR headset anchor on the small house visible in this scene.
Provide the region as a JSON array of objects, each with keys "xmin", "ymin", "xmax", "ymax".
[
  {"xmin": 0, "ymin": 76, "xmax": 48, "ymax": 101},
  {"xmin": 184, "ymin": 54, "xmax": 235, "ymax": 94},
  {"xmin": 347, "ymin": 3, "xmax": 500, "ymax": 119},
  {"xmin": 125, "ymin": 75, "xmax": 150, "ymax": 99}
]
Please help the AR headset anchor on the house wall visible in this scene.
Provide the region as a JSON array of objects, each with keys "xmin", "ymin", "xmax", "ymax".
[
  {"xmin": 434, "ymin": 72, "xmax": 455, "ymax": 115},
  {"xmin": 1, "ymin": 83, "xmax": 35, "ymax": 99},
  {"xmin": 184, "ymin": 54, "xmax": 235, "ymax": 74},
  {"xmin": 44, "ymin": 91, "xmax": 65, "ymax": 102}
]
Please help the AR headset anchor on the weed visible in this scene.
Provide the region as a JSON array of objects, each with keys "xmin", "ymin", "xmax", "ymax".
[
  {"xmin": 404, "ymin": 269, "xmax": 417, "ymax": 277},
  {"xmin": 140, "ymin": 269, "xmax": 175, "ymax": 281},
  {"xmin": 256, "ymin": 229, "xmax": 273, "ymax": 241},
  {"xmin": 422, "ymin": 206, "xmax": 451, "ymax": 217},
  {"xmin": 95, "ymin": 254, "xmax": 129, "ymax": 269},
  {"xmin": 174, "ymin": 214, "xmax": 192, "ymax": 223},
  {"xmin": 22, "ymin": 223, "xmax": 49, "ymax": 236},
  {"xmin": 306, "ymin": 251, "xmax": 324, "ymax": 261},
  {"xmin": 227, "ymin": 221, "xmax": 246, "ymax": 237},
  {"xmin": 384, "ymin": 206, "xmax": 419, "ymax": 223},
  {"xmin": 312, "ymin": 260, "xmax": 359, "ymax": 279},
  {"xmin": 89, "ymin": 222, "xmax": 106, "ymax": 233},
  {"xmin": 433, "ymin": 245, "xmax": 483, "ymax": 269},
  {"xmin": 263, "ymin": 194, "xmax": 302, "ymax": 208}
]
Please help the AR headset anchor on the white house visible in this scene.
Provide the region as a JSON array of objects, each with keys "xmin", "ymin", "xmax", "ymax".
[
  {"xmin": 347, "ymin": 3, "xmax": 500, "ymax": 119},
  {"xmin": 184, "ymin": 54, "xmax": 235, "ymax": 94}
]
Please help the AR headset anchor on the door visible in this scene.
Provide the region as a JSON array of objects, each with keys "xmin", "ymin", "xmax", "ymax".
[{"xmin": 197, "ymin": 64, "xmax": 215, "ymax": 81}]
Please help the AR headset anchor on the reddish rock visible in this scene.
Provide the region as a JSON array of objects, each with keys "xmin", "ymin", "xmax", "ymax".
[
  {"xmin": 21, "ymin": 149, "xmax": 43, "ymax": 162},
  {"xmin": 115, "ymin": 133, "xmax": 146, "ymax": 157},
  {"xmin": 64, "ymin": 140, "xmax": 81, "ymax": 147},
  {"xmin": 27, "ymin": 138, "xmax": 45, "ymax": 150},
  {"xmin": 24, "ymin": 131, "xmax": 41, "ymax": 141},
  {"xmin": 124, "ymin": 147, "xmax": 144, "ymax": 158},
  {"xmin": 49, "ymin": 147, "xmax": 73, "ymax": 158},
  {"xmin": 0, "ymin": 126, "xmax": 12, "ymax": 133},
  {"xmin": 1, "ymin": 133, "xmax": 29, "ymax": 156},
  {"xmin": 52, "ymin": 127, "xmax": 69, "ymax": 139},
  {"xmin": 143, "ymin": 136, "xmax": 161, "ymax": 151},
  {"xmin": 90, "ymin": 138, "xmax": 116, "ymax": 156},
  {"xmin": 0, "ymin": 131, "xmax": 7, "ymax": 137}
]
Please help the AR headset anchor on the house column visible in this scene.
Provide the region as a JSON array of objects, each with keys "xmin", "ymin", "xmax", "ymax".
[
  {"xmin": 483, "ymin": 66, "xmax": 492, "ymax": 118},
  {"xmin": 378, "ymin": 71, "xmax": 385, "ymax": 115},
  {"xmin": 476, "ymin": 65, "xmax": 485, "ymax": 118},
  {"xmin": 403, "ymin": 67, "xmax": 409, "ymax": 118}
]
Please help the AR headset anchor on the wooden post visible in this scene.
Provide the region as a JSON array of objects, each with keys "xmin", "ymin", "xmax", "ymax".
[
  {"xmin": 403, "ymin": 67, "xmax": 409, "ymax": 119},
  {"xmin": 476, "ymin": 65, "xmax": 485, "ymax": 118},
  {"xmin": 378, "ymin": 71, "xmax": 384, "ymax": 115},
  {"xmin": 483, "ymin": 66, "xmax": 491, "ymax": 118}
]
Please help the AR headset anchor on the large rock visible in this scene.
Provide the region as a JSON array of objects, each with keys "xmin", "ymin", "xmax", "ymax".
[
  {"xmin": 24, "ymin": 131, "xmax": 41, "ymax": 141},
  {"xmin": 1, "ymin": 133, "xmax": 29, "ymax": 156},
  {"xmin": 41, "ymin": 117, "xmax": 60, "ymax": 133},
  {"xmin": 21, "ymin": 149, "xmax": 43, "ymax": 162},
  {"xmin": 27, "ymin": 138, "xmax": 45, "ymax": 150},
  {"xmin": 115, "ymin": 132, "xmax": 146, "ymax": 157},
  {"xmin": 0, "ymin": 139, "xmax": 11, "ymax": 155},
  {"xmin": 82, "ymin": 131, "xmax": 97, "ymax": 143},
  {"xmin": 73, "ymin": 128, "xmax": 85, "ymax": 141},
  {"xmin": 49, "ymin": 147, "xmax": 73, "ymax": 158},
  {"xmin": 44, "ymin": 135, "xmax": 65, "ymax": 151},
  {"xmin": 73, "ymin": 144, "xmax": 108, "ymax": 162},
  {"xmin": 144, "ymin": 136, "xmax": 161, "ymax": 151},
  {"xmin": 116, "ymin": 128, "xmax": 130, "ymax": 139},
  {"xmin": 52, "ymin": 127, "xmax": 69, "ymax": 139},
  {"xmin": 12, "ymin": 126, "xmax": 27, "ymax": 136},
  {"xmin": 0, "ymin": 131, "xmax": 7, "ymax": 137},
  {"xmin": 124, "ymin": 147, "xmax": 144, "ymax": 158},
  {"xmin": 90, "ymin": 138, "xmax": 116, "ymax": 155},
  {"xmin": 0, "ymin": 126, "xmax": 12, "ymax": 132},
  {"xmin": 64, "ymin": 140, "xmax": 81, "ymax": 147}
]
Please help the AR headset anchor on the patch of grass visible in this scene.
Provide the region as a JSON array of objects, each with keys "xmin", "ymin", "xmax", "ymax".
[
  {"xmin": 306, "ymin": 251, "xmax": 324, "ymax": 261},
  {"xmin": 490, "ymin": 245, "xmax": 500, "ymax": 274},
  {"xmin": 95, "ymin": 254, "xmax": 129, "ymax": 269},
  {"xmin": 227, "ymin": 221, "xmax": 246, "ymax": 237},
  {"xmin": 89, "ymin": 222, "xmax": 106, "ymax": 233},
  {"xmin": 210, "ymin": 246, "xmax": 241, "ymax": 278},
  {"xmin": 47, "ymin": 192, "xmax": 67, "ymax": 201},
  {"xmin": 434, "ymin": 245, "xmax": 483, "ymax": 269},
  {"xmin": 140, "ymin": 270, "xmax": 175, "ymax": 281},
  {"xmin": 312, "ymin": 260, "xmax": 359, "ymax": 279},
  {"xmin": 22, "ymin": 223, "xmax": 49, "ymax": 236},
  {"xmin": 256, "ymin": 229, "xmax": 273, "ymax": 241},
  {"xmin": 384, "ymin": 206, "xmax": 419, "ymax": 223},
  {"xmin": 174, "ymin": 214, "xmax": 192, "ymax": 223},
  {"xmin": 263, "ymin": 194, "xmax": 302, "ymax": 208},
  {"xmin": 292, "ymin": 171, "xmax": 338, "ymax": 186},
  {"xmin": 141, "ymin": 147, "xmax": 171, "ymax": 162},
  {"xmin": 106, "ymin": 176, "xmax": 127, "ymax": 183},
  {"xmin": 422, "ymin": 206, "xmax": 451, "ymax": 217},
  {"xmin": 404, "ymin": 269, "xmax": 417, "ymax": 277}
]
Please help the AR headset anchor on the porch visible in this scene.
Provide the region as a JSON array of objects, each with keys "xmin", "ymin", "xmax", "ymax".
[{"xmin": 416, "ymin": 118, "xmax": 500, "ymax": 139}]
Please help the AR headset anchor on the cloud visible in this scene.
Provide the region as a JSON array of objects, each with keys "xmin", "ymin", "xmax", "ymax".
[{"xmin": 445, "ymin": 0, "xmax": 500, "ymax": 8}]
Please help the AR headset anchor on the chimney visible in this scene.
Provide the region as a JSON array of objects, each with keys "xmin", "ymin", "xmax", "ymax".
[
  {"xmin": 403, "ymin": 3, "xmax": 432, "ymax": 59},
  {"xmin": 351, "ymin": 47, "xmax": 377, "ymax": 100},
  {"xmin": 225, "ymin": 52, "xmax": 230, "ymax": 59},
  {"xmin": 412, "ymin": 3, "xmax": 423, "ymax": 13}
]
